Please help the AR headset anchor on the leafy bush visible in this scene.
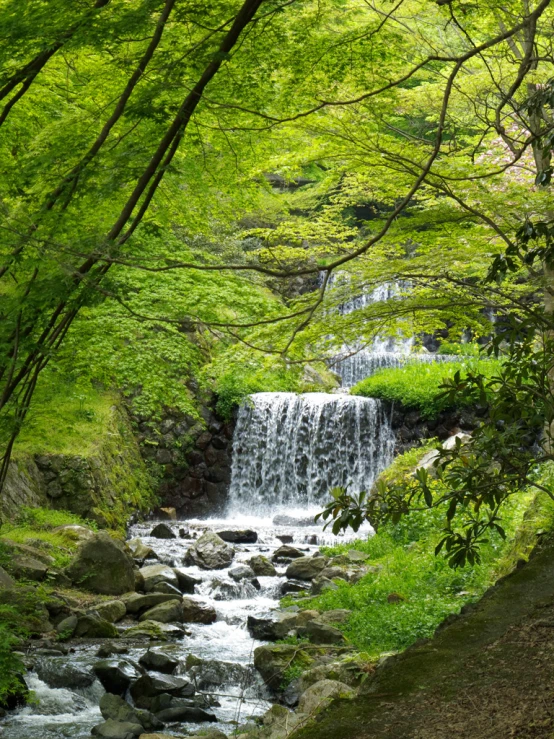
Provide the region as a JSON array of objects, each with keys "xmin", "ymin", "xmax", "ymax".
[
  {"xmin": 0, "ymin": 619, "xmax": 26, "ymax": 705},
  {"xmin": 352, "ymin": 359, "xmax": 500, "ymax": 419}
]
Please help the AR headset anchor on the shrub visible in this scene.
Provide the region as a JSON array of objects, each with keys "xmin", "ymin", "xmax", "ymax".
[{"xmin": 352, "ymin": 359, "xmax": 500, "ymax": 419}]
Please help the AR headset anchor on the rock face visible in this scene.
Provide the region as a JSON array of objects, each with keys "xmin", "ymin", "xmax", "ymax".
[
  {"xmin": 286, "ymin": 556, "xmax": 328, "ymax": 581},
  {"xmin": 65, "ymin": 532, "xmax": 135, "ymax": 595},
  {"xmin": 184, "ymin": 532, "xmax": 234, "ymax": 570}
]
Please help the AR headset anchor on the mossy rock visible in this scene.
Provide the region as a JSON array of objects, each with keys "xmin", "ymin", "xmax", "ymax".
[{"xmin": 65, "ymin": 532, "xmax": 135, "ymax": 595}]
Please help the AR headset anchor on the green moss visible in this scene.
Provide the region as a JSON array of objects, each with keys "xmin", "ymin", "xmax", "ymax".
[{"xmin": 352, "ymin": 359, "xmax": 500, "ymax": 419}]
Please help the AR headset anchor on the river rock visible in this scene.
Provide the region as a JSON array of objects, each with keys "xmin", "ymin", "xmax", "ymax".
[
  {"xmin": 139, "ymin": 600, "xmax": 184, "ymax": 624},
  {"xmin": 247, "ymin": 612, "xmax": 299, "ymax": 641},
  {"xmin": 138, "ymin": 648, "xmax": 179, "ymax": 674},
  {"xmin": 99, "ymin": 693, "xmax": 164, "ymax": 731},
  {"xmin": 254, "ymin": 645, "xmax": 315, "ymax": 690},
  {"xmin": 319, "ymin": 566, "xmax": 349, "ymax": 582},
  {"xmin": 181, "ymin": 597, "xmax": 216, "ymax": 624},
  {"xmin": 286, "ymin": 556, "xmax": 328, "ymax": 580},
  {"xmin": 150, "ymin": 523, "xmax": 176, "ymax": 540},
  {"xmin": 94, "ymin": 600, "xmax": 127, "ymax": 623},
  {"xmin": 93, "ymin": 659, "xmax": 142, "ymax": 696},
  {"xmin": 229, "ymin": 564, "xmax": 256, "ymax": 582},
  {"xmin": 173, "ymin": 568, "xmax": 200, "ymax": 594},
  {"xmin": 127, "ymin": 539, "xmax": 158, "ymax": 563},
  {"xmin": 247, "ymin": 555, "xmax": 277, "ymax": 577},
  {"xmin": 184, "ymin": 532, "xmax": 234, "ymax": 570},
  {"xmin": 11, "ymin": 555, "xmax": 49, "ymax": 581},
  {"xmin": 216, "ymin": 529, "xmax": 258, "ymax": 544},
  {"xmin": 311, "ymin": 576, "xmax": 339, "ymax": 595},
  {"xmin": 124, "ymin": 592, "xmax": 181, "ymax": 615},
  {"xmin": 300, "ymin": 619, "xmax": 346, "ymax": 645},
  {"xmin": 139, "ymin": 564, "xmax": 179, "ymax": 593},
  {"xmin": 97, "ymin": 643, "xmax": 130, "ymax": 658},
  {"xmin": 297, "ymin": 679, "xmax": 355, "ymax": 715},
  {"xmin": 74, "ymin": 614, "xmax": 119, "ymax": 639},
  {"xmin": 91, "ymin": 718, "xmax": 143, "ymax": 738},
  {"xmin": 130, "ymin": 674, "xmax": 195, "ymax": 709},
  {"xmin": 65, "ymin": 532, "xmax": 135, "ymax": 595},
  {"xmin": 346, "ymin": 549, "xmax": 371, "ymax": 562},
  {"xmin": 35, "ymin": 658, "xmax": 95, "ymax": 689},
  {"xmin": 281, "ymin": 579, "xmax": 308, "ymax": 596},
  {"xmin": 318, "ymin": 609, "xmax": 352, "ymax": 625},
  {"xmin": 155, "ymin": 706, "xmax": 217, "ymax": 723},
  {"xmin": 121, "ymin": 621, "xmax": 168, "ymax": 641},
  {"xmin": 55, "ymin": 613, "xmax": 78, "ymax": 637},
  {"xmin": 272, "ymin": 545, "xmax": 304, "ymax": 563}
]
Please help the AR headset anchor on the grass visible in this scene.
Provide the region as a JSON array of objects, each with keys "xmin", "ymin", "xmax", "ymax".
[
  {"xmin": 0, "ymin": 507, "xmax": 97, "ymax": 569},
  {"xmin": 352, "ymin": 358, "xmax": 500, "ymax": 419},
  {"xmin": 13, "ymin": 375, "xmax": 115, "ymax": 457},
  {"xmin": 288, "ymin": 460, "xmax": 551, "ymax": 657}
]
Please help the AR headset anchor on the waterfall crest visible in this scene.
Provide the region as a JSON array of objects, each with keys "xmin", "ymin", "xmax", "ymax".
[{"xmin": 227, "ymin": 392, "xmax": 394, "ymax": 514}]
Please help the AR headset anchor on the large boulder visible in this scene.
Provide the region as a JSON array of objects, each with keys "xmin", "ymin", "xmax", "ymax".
[
  {"xmin": 93, "ymin": 659, "xmax": 142, "ymax": 696},
  {"xmin": 229, "ymin": 565, "xmax": 256, "ymax": 582},
  {"xmin": 181, "ymin": 597, "xmax": 216, "ymax": 624},
  {"xmin": 11, "ymin": 555, "xmax": 49, "ymax": 581},
  {"xmin": 286, "ymin": 556, "xmax": 328, "ymax": 581},
  {"xmin": 300, "ymin": 619, "xmax": 346, "ymax": 645},
  {"xmin": 184, "ymin": 532, "xmax": 234, "ymax": 570},
  {"xmin": 65, "ymin": 532, "xmax": 135, "ymax": 595},
  {"xmin": 139, "ymin": 565, "xmax": 179, "ymax": 594},
  {"xmin": 124, "ymin": 592, "xmax": 180, "ymax": 615},
  {"xmin": 139, "ymin": 600, "xmax": 184, "ymax": 624},
  {"xmin": 172, "ymin": 569, "xmax": 199, "ymax": 594},
  {"xmin": 247, "ymin": 555, "xmax": 277, "ymax": 577},
  {"xmin": 297, "ymin": 679, "xmax": 355, "ymax": 715}
]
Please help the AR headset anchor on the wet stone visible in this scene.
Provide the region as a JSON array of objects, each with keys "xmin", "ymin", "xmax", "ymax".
[
  {"xmin": 150, "ymin": 523, "xmax": 176, "ymax": 540},
  {"xmin": 93, "ymin": 659, "xmax": 142, "ymax": 696},
  {"xmin": 216, "ymin": 529, "xmax": 258, "ymax": 544},
  {"xmin": 138, "ymin": 648, "xmax": 179, "ymax": 674}
]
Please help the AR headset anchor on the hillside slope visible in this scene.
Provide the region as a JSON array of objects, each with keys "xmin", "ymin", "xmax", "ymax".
[{"xmin": 294, "ymin": 534, "xmax": 554, "ymax": 739}]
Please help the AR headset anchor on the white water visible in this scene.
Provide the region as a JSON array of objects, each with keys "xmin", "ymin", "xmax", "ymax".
[{"xmin": 227, "ymin": 392, "xmax": 395, "ymax": 515}]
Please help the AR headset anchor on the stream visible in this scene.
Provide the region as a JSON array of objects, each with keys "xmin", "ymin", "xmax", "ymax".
[{"xmin": 2, "ymin": 512, "xmax": 366, "ymax": 738}]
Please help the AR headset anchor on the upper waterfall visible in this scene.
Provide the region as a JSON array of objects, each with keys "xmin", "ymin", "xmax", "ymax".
[{"xmin": 227, "ymin": 392, "xmax": 395, "ymax": 515}]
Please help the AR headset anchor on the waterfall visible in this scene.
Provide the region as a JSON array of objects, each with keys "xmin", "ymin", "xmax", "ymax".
[
  {"xmin": 227, "ymin": 392, "xmax": 395, "ymax": 514},
  {"xmin": 325, "ymin": 277, "xmax": 460, "ymax": 386}
]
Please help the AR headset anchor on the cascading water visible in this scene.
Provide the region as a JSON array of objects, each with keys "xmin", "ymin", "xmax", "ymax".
[
  {"xmin": 227, "ymin": 392, "xmax": 395, "ymax": 515},
  {"xmin": 325, "ymin": 276, "xmax": 459, "ymax": 386}
]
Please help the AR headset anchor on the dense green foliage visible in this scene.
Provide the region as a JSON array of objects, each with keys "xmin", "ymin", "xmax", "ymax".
[
  {"xmin": 352, "ymin": 359, "xmax": 500, "ymax": 419},
  {"xmin": 305, "ymin": 491, "xmax": 547, "ymax": 655}
]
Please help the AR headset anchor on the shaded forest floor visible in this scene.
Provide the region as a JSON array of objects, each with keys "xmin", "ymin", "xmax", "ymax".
[{"xmin": 294, "ymin": 535, "xmax": 554, "ymax": 739}]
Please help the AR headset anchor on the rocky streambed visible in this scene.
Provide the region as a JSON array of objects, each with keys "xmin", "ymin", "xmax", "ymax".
[{"xmin": 1, "ymin": 513, "xmax": 373, "ymax": 739}]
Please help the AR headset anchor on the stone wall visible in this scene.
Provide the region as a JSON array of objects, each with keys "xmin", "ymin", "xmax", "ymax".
[
  {"xmin": 133, "ymin": 398, "xmax": 234, "ymax": 519},
  {"xmin": 2, "ymin": 403, "xmax": 154, "ymax": 527}
]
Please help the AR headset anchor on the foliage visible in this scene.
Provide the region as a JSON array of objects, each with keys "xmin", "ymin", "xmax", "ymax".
[
  {"xmin": 0, "ymin": 619, "xmax": 26, "ymax": 706},
  {"xmin": 352, "ymin": 359, "xmax": 500, "ymax": 419},
  {"xmin": 307, "ymin": 492, "xmax": 537, "ymax": 655}
]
